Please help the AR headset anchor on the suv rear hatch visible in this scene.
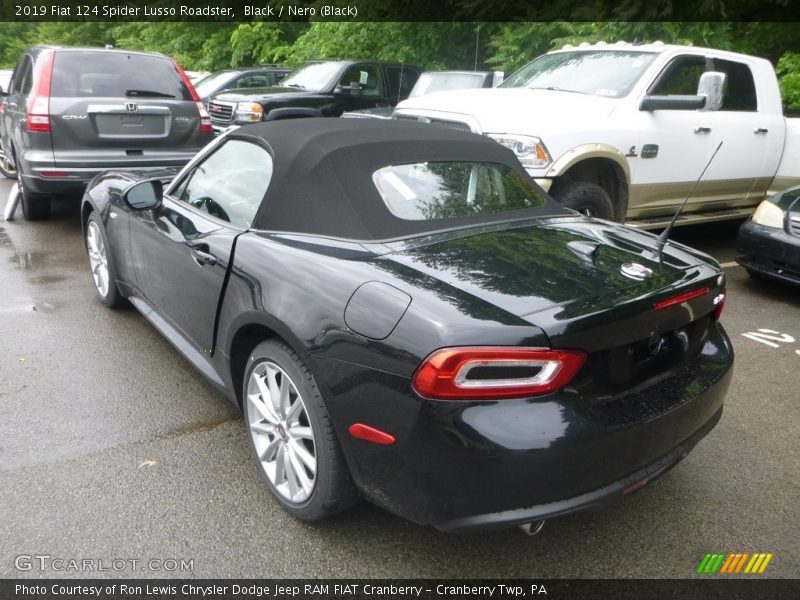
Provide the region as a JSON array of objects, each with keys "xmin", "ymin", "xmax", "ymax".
[{"xmin": 48, "ymin": 50, "xmax": 209, "ymax": 168}]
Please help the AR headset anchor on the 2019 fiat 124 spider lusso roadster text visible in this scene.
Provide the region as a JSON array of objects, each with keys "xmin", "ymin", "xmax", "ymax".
[{"xmin": 81, "ymin": 119, "xmax": 733, "ymax": 532}]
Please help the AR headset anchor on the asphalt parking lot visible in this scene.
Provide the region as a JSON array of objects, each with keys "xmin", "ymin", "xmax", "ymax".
[{"xmin": 0, "ymin": 177, "xmax": 798, "ymax": 579}]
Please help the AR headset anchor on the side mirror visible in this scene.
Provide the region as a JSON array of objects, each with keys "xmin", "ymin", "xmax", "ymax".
[
  {"xmin": 0, "ymin": 87, "xmax": 7, "ymax": 97},
  {"xmin": 335, "ymin": 83, "xmax": 362, "ymax": 97},
  {"xmin": 697, "ymin": 71, "xmax": 726, "ymax": 111},
  {"xmin": 123, "ymin": 179, "xmax": 163, "ymax": 210},
  {"xmin": 640, "ymin": 94, "xmax": 706, "ymax": 111}
]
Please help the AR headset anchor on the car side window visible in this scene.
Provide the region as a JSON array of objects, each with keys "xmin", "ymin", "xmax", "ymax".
[
  {"xmin": 234, "ymin": 74, "xmax": 268, "ymax": 89},
  {"xmin": 11, "ymin": 56, "xmax": 33, "ymax": 95},
  {"xmin": 340, "ymin": 64, "xmax": 384, "ymax": 97},
  {"xmin": 385, "ymin": 66, "xmax": 419, "ymax": 101},
  {"xmin": 712, "ymin": 59, "xmax": 757, "ymax": 112},
  {"xmin": 176, "ymin": 139, "xmax": 273, "ymax": 229},
  {"xmin": 650, "ymin": 55, "xmax": 708, "ymax": 96}
]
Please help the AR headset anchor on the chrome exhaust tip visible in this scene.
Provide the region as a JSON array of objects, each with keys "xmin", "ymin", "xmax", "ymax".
[{"xmin": 519, "ymin": 520, "xmax": 546, "ymax": 536}]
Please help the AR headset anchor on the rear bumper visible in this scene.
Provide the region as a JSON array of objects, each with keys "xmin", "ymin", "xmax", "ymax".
[
  {"xmin": 19, "ymin": 151, "xmax": 198, "ymax": 196},
  {"xmin": 736, "ymin": 220, "xmax": 800, "ymax": 285},
  {"xmin": 315, "ymin": 322, "xmax": 733, "ymax": 531}
]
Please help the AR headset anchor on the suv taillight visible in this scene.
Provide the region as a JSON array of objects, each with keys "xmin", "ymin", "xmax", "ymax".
[
  {"xmin": 26, "ymin": 51, "xmax": 54, "ymax": 133},
  {"xmin": 411, "ymin": 347, "xmax": 586, "ymax": 400},
  {"xmin": 173, "ymin": 60, "xmax": 213, "ymax": 135}
]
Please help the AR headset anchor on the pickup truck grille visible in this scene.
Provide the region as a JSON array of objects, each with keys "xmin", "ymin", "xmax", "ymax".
[
  {"xmin": 396, "ymin": 114, "xmax": 474, "ymax": 133},
  {"xmin": 208, "ymin": 101, "xmax": 235, "ymax": 125}
]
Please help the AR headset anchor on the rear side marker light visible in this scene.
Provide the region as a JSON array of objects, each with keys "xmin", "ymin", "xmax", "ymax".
[
  {"xmin": 40, "ymin": 171, "xmax": 68, "ymax": 178},
  {"xmin": 653, "ymin": 286, "xmax": 709, "ymax": 311},
  {"xmin": 173, "ymin": 60, "xmax": 213, "ymax": 135},
  {"xmin": 348, "ymin": 423, "xmax": 396, "ymax": 445},
  {"xmin": 412, "ymin": 347, "xmax": 587, "ymax": 400},
  {"xmin": 26, "ymin": 51, "xmax": 55, "ymax": 133}
]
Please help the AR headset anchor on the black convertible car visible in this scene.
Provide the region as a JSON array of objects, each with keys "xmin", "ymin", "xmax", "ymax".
[{"xmin": 82, "ymin": 119, "xmax": 733, "ymax": 532}]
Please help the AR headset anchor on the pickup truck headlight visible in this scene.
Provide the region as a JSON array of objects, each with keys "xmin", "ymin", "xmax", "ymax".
[
  {"xmin": 235, "ymin": 102, "xmax": 264, "ymax": 123},
  {"xmin": 487, "ymin": 134, "xmax": 551, "ymax": 169},
  {"xmin": 751, "ymin": 199, "xmax": 785, "ymax": 229}
]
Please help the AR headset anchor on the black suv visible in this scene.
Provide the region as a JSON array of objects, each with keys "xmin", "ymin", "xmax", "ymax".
[
  {"xmin": 193, "ymin": 66, "xmax": 291, "ymax": 106},
  {"xmin": 207, "ymin": 60, "xmax": 422, "ymax": 131},
  {"xmin": 0, "ymin": 46, "xmax": 213, "ymax": 220}
]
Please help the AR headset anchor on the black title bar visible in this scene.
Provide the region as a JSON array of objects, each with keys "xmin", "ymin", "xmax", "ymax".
[
  {"xmin": 3, "ymin": 579, "xmax": 800, "ymax": 600},
  {"xmin": 4, "ymin": 0, "xmax": 800, "ymax": 22}
]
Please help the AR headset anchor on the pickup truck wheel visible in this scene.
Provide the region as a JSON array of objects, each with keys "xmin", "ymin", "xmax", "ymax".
[
  {"xmin": 85, "ymin": 214, "xmax": 125, "ymax": 308},
  {"xmin": 551, "ymin": 180, "xmax": 615, "ymax": 220},
  {"xmin": 19, "ymin": 179, "xmax": 51, "ymax": 221},
  {"xmin": 0, "ymin": 148, "xmax": 17, "ymax": 179},
  {"xmin": 243, "ymin": 340, "xmax": 359, "ymax": 521}
]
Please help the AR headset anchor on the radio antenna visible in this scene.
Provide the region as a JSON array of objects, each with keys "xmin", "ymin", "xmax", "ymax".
[{"xmin": 655, "ymin": 140, "xmax": 723, "ymax": 263}]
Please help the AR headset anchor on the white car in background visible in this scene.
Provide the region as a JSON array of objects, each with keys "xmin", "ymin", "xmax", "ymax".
[{"xmin": 396, "ymin": 43, "xmax": 800, "ymax": 227}]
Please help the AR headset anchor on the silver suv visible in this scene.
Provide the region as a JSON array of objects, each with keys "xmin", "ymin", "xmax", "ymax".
[{"xmin": 0, "ymin": 46, "xmax": 213, "ymax": 220}]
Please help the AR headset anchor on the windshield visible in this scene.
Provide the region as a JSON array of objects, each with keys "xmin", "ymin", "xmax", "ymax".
[
  {"xmin": 410, "ymin": 72, "xmax": 485, "ymax": 98},
  {"xmin": 194, "ymin": 71, "xmax": 239, "ymax": 98},
  {"xmin": 501, "ymin": 50, "xmax": 658, "ymax": 98},
  {"xmin": 279, "ymin": 62, "xmax": 343, "ymax": 92},
  {"xmin": 373, "ymin": 162, "xmax": 546, "ymax": 221}
]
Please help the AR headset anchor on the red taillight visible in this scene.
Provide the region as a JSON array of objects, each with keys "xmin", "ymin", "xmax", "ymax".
[
  {"xmin": 348, "ymin": 423, "xmax": 396, "ymax": 445},
  {"xmin": 173, "ymin": 60, "xmax": 213, "ymax": 134},
  {"xmin": 411, "ymin": 347, "xmax": 586, "ymax": 400},
  {"xmin": 653, "ymin": 286, "xmax": 709, "ymax": 311},
  {"xmin": 26, "ymin": 51, "xmax": 54, "ymax": 133}
]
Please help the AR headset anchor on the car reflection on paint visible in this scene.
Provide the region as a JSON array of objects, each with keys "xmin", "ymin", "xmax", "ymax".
[{"xmin": 80, "ymin": 119, "xmax": 733, "ymax": 532}]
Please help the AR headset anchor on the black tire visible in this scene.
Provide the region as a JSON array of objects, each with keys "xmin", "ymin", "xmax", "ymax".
[
  {"xmin": 85, "ymin": 213, "xmax": 125, "ymax": 308},
  {"xmin": 551, "ymin": 180, "xmax": 616, "ymax": 221},
  {"xmin": 243, "ymin": 340, "xmax": 359, "ymax": 521},
  {"xmin": 19, "ymin": 178, "xmax": 50, "ymax": 220},
  {"xmin": 0, "ymin": 147, "xmax": 17, "ymax": 180}
]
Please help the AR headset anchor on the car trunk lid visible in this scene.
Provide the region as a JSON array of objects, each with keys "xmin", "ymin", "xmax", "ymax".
[{"xmin": 380, "ymin": 217, "xmax": 724, "ymax": 352}]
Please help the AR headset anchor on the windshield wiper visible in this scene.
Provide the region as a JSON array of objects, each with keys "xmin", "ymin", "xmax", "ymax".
[
  {"xmin": 282, "ymin": 83, "xmax": 305, "ymax": 89},
  {"xmin": 125, "ymin": 89, "xmax": 175, "ymax": 98},
  {"xmin": 529, "ymin": 86, "xmax": 586, "ymax": 95}
]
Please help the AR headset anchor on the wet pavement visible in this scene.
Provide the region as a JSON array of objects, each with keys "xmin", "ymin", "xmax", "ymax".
[{"xmin": 0, "ymin": 178, "xmax": 798, "ymax": 578}]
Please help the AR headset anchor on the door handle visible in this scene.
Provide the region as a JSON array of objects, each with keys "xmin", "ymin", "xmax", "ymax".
[
  {"xmin": 754, "ymin": 127, "xmax": 768, "ymax": 134},
  {"xmin": 694, "ymin": 127, "xmax": 711, "ymax": 134},
  {"xmin": 189, "ymin": 244, "xmax": 217, "ymax": 267}
]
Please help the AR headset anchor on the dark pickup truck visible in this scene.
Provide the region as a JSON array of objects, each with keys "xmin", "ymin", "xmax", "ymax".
[{"xmin": 207, "ymin": 59, "xmax": 422, "ymax": 131}]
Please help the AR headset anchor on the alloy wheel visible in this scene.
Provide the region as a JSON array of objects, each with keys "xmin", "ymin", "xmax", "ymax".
[
  {"xmin": 246, "ymin": 361, "xmax": 317, "ymax": 503},
  {"xmin": 0, "ymin": 149, "xmax": 16, "ymax": 178},
  {"xmin": 86, "ymin": 221, "xmax": 110, "ymax": 298}
]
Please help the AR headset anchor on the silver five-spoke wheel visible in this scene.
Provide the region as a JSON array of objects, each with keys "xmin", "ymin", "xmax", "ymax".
[
  {"xmin": 246, "ymin": 361, "xmax": 317, "ymax": 503},
  {"xmin": 86, "ymin": 220, "xmax": 110, "ymax": 298},
  {"xmin": 0, "ymin": 149, "xmax": 16, "ymax": 179}
]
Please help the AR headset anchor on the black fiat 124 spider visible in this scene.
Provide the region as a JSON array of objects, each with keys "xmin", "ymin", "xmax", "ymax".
[{"xmin": 82, "ymin": 119, "xmax": 733, "ymax": 532}]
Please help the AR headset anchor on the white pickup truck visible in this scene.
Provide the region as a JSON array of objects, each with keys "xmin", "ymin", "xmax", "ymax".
[{"xmin": 395, "ymin": 42, "xmax": 800, "ymax": 227}]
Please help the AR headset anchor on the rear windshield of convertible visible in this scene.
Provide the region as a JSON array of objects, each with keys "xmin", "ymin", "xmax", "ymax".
[{"xmin": 373, "ymin": 162, "xmax": 547, "ymax": 221}]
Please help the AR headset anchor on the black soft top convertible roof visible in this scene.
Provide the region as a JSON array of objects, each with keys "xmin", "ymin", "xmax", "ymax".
[{"xmin": 232, "ymin": 119, "xmax": 566, "ymax": 240}]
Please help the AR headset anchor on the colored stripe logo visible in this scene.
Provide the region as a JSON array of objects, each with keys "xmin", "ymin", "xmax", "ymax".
[{"xmin": 696, "ymin": 552, "xmax": 773, "ymax": 574}]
